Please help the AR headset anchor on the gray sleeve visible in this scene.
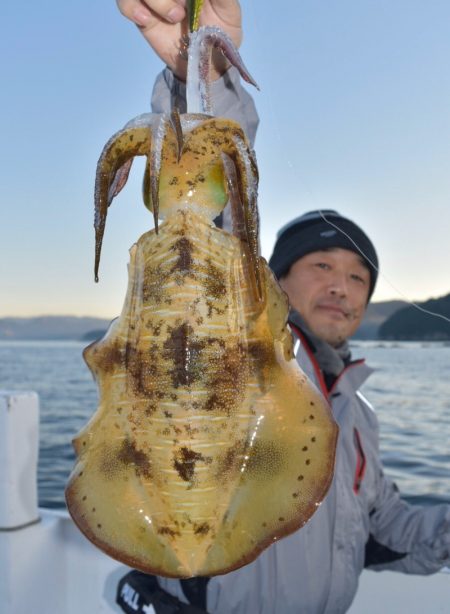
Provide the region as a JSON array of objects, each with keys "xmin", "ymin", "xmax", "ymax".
[
  {"xmin": 366, "ymin": 469, "xmax": 450, "ymax": 574},
  {"xmin": 150, "ymin": 66, "xmax": 260, "ymax": 146}
]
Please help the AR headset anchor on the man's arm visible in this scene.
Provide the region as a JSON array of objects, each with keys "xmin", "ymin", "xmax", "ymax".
[{"xmin": 366, "ymin": 465, "xmax": 450, "ymax": 573}]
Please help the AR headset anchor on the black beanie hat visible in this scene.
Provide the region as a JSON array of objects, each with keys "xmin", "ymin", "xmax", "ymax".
[{"xmin": 268, "ymin": 210, "xmax": 379, "ymax": 300}]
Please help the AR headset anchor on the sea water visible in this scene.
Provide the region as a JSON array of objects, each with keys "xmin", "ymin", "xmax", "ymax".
[{"xmin": 0, "ymin": 340, "xmax": 449, "ymax": 508}]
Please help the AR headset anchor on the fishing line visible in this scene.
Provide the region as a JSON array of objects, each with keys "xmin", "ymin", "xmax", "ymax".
[
  {"xmin": 317, "ymin": 209, "xmax": 450, "ymax": 325},
  {"xmin": 247, "ymin": 1, "xmax": 449, "ymax": 328}
]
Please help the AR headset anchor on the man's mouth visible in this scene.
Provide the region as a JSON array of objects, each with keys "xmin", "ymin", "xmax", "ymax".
[{"xmin": 316, "ymin": 303, "xmax": 351, "ymax": 319}]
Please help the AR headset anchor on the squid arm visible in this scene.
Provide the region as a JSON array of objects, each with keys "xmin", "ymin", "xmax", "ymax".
[
  {"xmin": 220, "ymin": 153, "xmax": 246, "ymax": 241},
  {"xmin": 142, "ymin": 109, "xmax": 187, "ymax": 226},
  {"xmin": 169, "ymin": 108, "xmax": 185, "ymax": 161},
  {"xmin": 187, "ymin": 26, "xmax": 259, "ymax": 114},
  {"xmin": 186, "ymin": 119, "xmax": 262, "ymax": 300},
  {"xmin": 94, "ymin": 116, "xmax": 175, "ymax": 282}
]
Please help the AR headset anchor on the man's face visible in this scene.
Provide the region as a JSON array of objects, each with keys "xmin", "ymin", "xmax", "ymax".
[{"xmin": 279, "ymin": 248, "xmax": 371, "ymax": 347}]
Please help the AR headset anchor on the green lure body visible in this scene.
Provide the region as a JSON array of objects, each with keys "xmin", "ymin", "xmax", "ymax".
[{"xmin": 188, "ymin": 0, "xmax": 204, "ymax": 32}]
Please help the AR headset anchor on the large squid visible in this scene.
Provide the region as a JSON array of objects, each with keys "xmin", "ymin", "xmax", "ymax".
[{"xmin": 65, "ymin": 20, "xmax": 338, "ymax": 578}]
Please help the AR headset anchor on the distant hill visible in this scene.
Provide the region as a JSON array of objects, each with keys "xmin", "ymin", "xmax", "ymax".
[
  {"xmin": 379, "ymin": 293, "xmax": 450, "ymax": 340},
  {"xmin": 82, "ymin": 328, "xmax": 111, "ymax": 342},
  {"xmin": 0, "ymin": 316, "xmax": 110, "ymax": 341},
  {"xmin": 1, "ymin": 301, "xmax": 408, "ymax": 341},
  {"xmin": 353, "ymin": 300, "xmax": 406, "ymax": 340}
]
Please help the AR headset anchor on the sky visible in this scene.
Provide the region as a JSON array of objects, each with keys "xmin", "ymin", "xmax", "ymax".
[{"xmin": 1, "ymin": 1, "xmax": 449, "ymax": 319}]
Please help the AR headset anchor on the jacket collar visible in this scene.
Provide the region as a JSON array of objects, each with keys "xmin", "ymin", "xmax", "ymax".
[
  {"xmin": 288, "ymin": 309, "xmax": 373, "ymax": 395},
  {"xmin": 288, "ymin": 310, "xmax": 350, "ymax": 377}
]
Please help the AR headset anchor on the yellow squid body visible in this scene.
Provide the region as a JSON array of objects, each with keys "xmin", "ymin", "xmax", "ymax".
[{"xmin": 65, "ymin": 115, "xmax": 338, "ymax": 578}]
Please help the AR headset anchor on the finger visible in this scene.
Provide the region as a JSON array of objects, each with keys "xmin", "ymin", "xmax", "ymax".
[
  {"xmin": 117, "ymin": 0, "xmax": 145, "ymax": 22},
  {"xmin": 135, "ymin": 0, "xmax": 186, "ymax": 25},
  {"xmin": 117, "ymin": 0, "xmax": 185, "ymax": 26},
  {"xmin": 209, "ymin": 0, "xmax": 241, "ymax": 20},
  {"xmin": 200, "ymin": 0, "xmax": 242, "ymax": 32},
  {"xmin": 211, "ymin": 0, "xmax": 240, "ymax": 10}
]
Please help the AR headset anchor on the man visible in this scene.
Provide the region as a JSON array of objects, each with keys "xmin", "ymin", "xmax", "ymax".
[
  {"xmin": 115, "ymin": 2, "xmax": 450, "ymax": 612},
  {"xmin": 271, "ymin": 210, "xmax": 377, "ymax": 349}
]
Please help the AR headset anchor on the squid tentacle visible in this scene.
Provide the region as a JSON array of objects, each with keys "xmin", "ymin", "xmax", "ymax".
[
  {"xmin": 187, "ymin": 26, "xmax": 259, "ymax": 114},
  {"xmin": 96, "ymin": 113, "xmax": 187, "ymax": 279},
  {"xmin": 229, "ymin": 133, "xmax": 261, "ymax": 302},
  {"xmin": 220, "ymin": 153, "xmax": 246, "ymax": 241},
  {"xmin": 94, "ymin": 124, "xmax": 153, "ymax": 282},
  {"xmin": 107, "ymin": 159, "xmax": 133, "ymax": 204},
  {"xmin": 185, "ymin": 118, "xmax": 262, "ymax": 300},
  {"xmin": 169, "ymin": 108, "xmax": 185, "ymax": 162},
  {"xmin": 148, "ymin": 114, "xmax": 171, "ymax": 235}
]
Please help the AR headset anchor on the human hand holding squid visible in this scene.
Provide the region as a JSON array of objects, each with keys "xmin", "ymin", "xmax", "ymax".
[{"xmin": 116, "ymin": 0, "xmax": 242, "ymax": 79}]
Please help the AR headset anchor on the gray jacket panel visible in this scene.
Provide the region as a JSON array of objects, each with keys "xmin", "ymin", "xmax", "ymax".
[{"xmin": 151, "ymin": 67, "xmax": 260, "ymax": 146}]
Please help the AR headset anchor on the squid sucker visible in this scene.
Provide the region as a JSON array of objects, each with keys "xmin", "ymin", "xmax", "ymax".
[{"xmin": 65, "ymin": 26, "xmax": 338, "ymax": 579}]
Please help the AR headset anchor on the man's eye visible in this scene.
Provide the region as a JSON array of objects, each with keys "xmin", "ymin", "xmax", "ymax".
[
  {"xmin": 351, "ymin": 274, "xmax": 366, "ymax": 284},
  {"xmin": 315, "ymin": 262, "xmax": 330, "ymax": 270}
]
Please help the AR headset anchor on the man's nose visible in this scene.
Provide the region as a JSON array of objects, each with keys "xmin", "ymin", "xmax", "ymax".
[{"xmin": 327, "ymin": 272, "xmax": 348, "ymax": 297}]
